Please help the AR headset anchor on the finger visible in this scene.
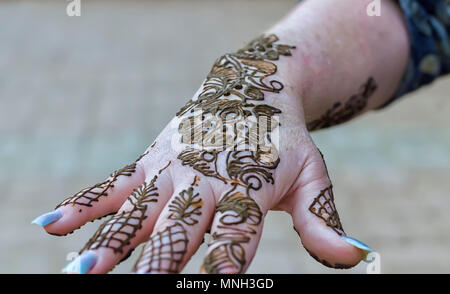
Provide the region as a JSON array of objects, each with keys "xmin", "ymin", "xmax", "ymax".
[
  {"xmin": 289, "ymin": 149, "xmax": 373, "ymax": 269},
  {"xmin": 200, "ymin": 185, "xmax": 266, "ymax": 274},
  {"xmin": 62, "ymin": 161, "xmax": 173, "ymax": 274},
  {"xmin": 33, "ymin": 151, "xmax": 150, "ymax": 236},
  {"xmin": 132, "ymin": 174, "xmax": 214, "ymax": 274}
]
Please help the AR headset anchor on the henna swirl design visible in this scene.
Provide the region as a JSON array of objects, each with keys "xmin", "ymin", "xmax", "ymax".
[
  {"xmin": 56, "ymin": 152, "xmax": 149, "ymax": 209},
  {"xmin": 178, "ymin": 149, "xmax": 227, "ymax": 183},
  {"xmin": 80, "ymin": 161, "xmax": 171, "ymax": 255},
  {"xmin": 216, "ymin": 190, "xmax": 262, "ymax": 226},
  {"xmin": 175, "ymin": 34, "xmax": 295, "ymax": 273},
  {"xmin": 201, "ymin": 188, "xmax": 259, "ymax": 274},
  {"xmin": 202, "ymin": 227, "xmax": 254, "ymax": 274},
  {"xmin": 133, "ymin": 176, "xmax": 203, "ymax": 274},
  {"xmin": 307, "ymin": 77, "xmax": 377, "ymax": 131},
  {"xmin": 176, "ymin": 34, "xmax": 293, "ymax": 119}
]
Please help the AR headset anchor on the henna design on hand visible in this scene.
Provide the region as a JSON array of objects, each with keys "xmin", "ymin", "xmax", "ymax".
[
  {"xmin": 304, "ymin": 150, "xmax": 348, "ymax": 266},
  {"xmin": 216, "ymin": 190, "xmax": 262, "ymax": 226},
  {"xmin": 168, "ymin": 177, "xmax": 203, "ymax": 226},
  {"xmin": 202, "ymin": 227, "xmax": 255, "ymax": 274},
  {"xmin": 80, "ymin": 161, "xmax": 170, "ymax": 255},
  {"xmin": 309, "ymin": 185, "xmax": 344, "ymax": 236},
  {"xmin": 176, "ymin": 34, "xmax": 294, "ymax": 119},
  {"xmin": 201, "ymin": 187, "xmax": 260, "ymax": 274},
  {"xmin": 308, "ymin": 149, "xmax": 344, "ymax": 235},
  {"xmin": 133, "ymin": 176, "xmax": 203, "ymax": 274},
  {"xmin": 294, "ymin": 225, "xmax": 351, "ymax": 269},
  {"xmin": 176, "ymin": 34, "xmax": 293, "ymax": 187},
  {"xmin": 305, "ymin": 247, "xmax": 352, "ymax": 270},
  {"xmin": 306, "ymin": 77, "xmax": 377, "ymax": 131},
  {"xmin": 56, "ymin": 152, "xmax": 149, "ymax": 209},
  {"xmin": 174, "ymin": 34, "xmax": 295, "ymax": 273},
  {"xmin": 133, "ymin": 223, "xmax": 188, "ymax": 274}
]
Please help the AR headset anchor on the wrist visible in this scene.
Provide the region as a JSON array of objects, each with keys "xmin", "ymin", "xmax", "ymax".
[{"xmin": 265, "ymin": 0, "xmax": 409, "ymax": 129}]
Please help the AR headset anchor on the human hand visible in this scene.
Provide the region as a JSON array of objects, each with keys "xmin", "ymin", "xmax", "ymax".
[{"xmin": 32, "ymin": 34, "xmax": 372, "ymax": 274}]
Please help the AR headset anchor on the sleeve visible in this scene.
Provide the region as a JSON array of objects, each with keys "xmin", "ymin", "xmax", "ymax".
[{"xmin": 379, "ymin": 0, "xmax": 450, "ymax": 108}]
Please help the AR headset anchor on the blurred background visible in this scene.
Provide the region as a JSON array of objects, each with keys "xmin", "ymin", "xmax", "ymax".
[{"xmin": 1, "ymin": 0, "xmax": 450, "ymax": 274}]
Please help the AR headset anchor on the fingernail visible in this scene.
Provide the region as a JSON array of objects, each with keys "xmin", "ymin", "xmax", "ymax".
[
  {"xmin": 342, "ymin": 236, "xmax": 373, "ymax": 262},
  {"xmin": 31, "ymin": 210, "xmax": 62, "ymax": 226},
  {"xmin": 62, "ymin": 250, "xmax": 97, "ymax": 274}
]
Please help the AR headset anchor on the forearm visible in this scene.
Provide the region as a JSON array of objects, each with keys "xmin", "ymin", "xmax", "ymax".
[{"xmin": 264, "ymin": 0, "xmax": 410, "ymax": 129}]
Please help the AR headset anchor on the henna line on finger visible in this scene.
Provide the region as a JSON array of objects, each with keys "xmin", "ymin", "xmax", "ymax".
[
  {"xmin": 133, "ymin": 176, "xmax": 204, "ymax": 274},
  {"xmin": 133, "ymin": 223, "xmax": 188, "ymax": 274},
  {"xmin": 80, "ymin": 161, "xmax": 171, "ymax": 254},
  {"xmin": 297, "ymin": 225, "xmax": 351, "ymax": 269},
  {"xmin": 47, "ymin": 212, "xmax": 117, "ymax": 237},
  {"xmin": 168, "ymin": 186, "xmax": 202, "ymax": 226},
  {"xmin": 304, "ymin": 247, "xmax": 353, "ymax": 270},
  {"xmin": 56, "ymin": 151, "xmax": 150, "ymax": 209},
  {"xmin": 308, "ymin": 185, "xmax": 344, "ymax": 236},
  {"xmin": 202, "ymin": 186, "xmax": 260, "ymax": 274},
  {"xmin": 309, "ymin": 149, "xmax": 344, "ymax": 235}
]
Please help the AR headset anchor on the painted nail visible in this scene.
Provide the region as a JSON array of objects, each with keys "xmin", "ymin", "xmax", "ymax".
[
  {"xmin": 31, "ymin": 210, "xmax": 62, "ymax": 227},
  {"xmin": 342, "ymin": 236, "xmax": 373, "ymax": 262},
  {"xmin": 62, "ymin": 250, "xmax": 97, "ymax": 274}
]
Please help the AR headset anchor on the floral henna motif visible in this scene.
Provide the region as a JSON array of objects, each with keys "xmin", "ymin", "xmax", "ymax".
[
  {"xmin": 133, "ymin": 176, "xmax": 203, "ymax": 274},
  {"xmin": 174, "ymin": 34, "xmax": 295, "ymax": 272},
  {"xmin": 176, "ymin": 34, "xmax": 293, "ymax": 192},
  {"xmin": 80, "ymin": 161, "xmax": 170, "ymax": 255},
  {"xmin": 307, "ymin": 77, "xmax": 378, "ymax": 131},
  {"xmin": 309, "ymin": 185, "xmax": 344, "ymax": 236},
  {"xmin": 168, "ymin": 177, "xmax": 203, "ymax": 226},
  {"xmin": 56, "ymin": 152, "xmax": 149, "ymax": 209},
  {"xmin": 178, "ymin": 149, "xmax": 227, "ymax": 184},
  {"xmin": 176, "ymin": 34, "xmax": 294, "ymax": 119}
]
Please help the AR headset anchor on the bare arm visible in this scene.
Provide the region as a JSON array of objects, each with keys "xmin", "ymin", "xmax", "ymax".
[{"xmin": 266, "ymin": 0, "xmax": 409, "ymax": 129}]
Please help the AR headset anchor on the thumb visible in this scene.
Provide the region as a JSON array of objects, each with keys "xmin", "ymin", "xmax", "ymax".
[{"xmin": 289, "ymin": 149, "xmax": 373, "ymax": 269}]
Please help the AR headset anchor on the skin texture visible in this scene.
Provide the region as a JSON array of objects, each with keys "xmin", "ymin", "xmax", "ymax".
[
  {"xmin": 306, "ymin": 77, "xmax": 378, "ymax": 131},
  {"xmin": 36, "ymin": 0, "xmax": 410, "ymax": 273}
]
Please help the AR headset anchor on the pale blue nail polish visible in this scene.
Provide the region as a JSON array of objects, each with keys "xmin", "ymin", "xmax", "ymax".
[
  {"xmin": 31, "ymin": 210, "xmax": 62, "ymax": 226},
  {"xmin": 62, "ymin": 251, "xmax": 97, "ymax": 274},
  {"xmin": 342, "ymin": 236, "xmax": 373, "ymax": 262}
]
